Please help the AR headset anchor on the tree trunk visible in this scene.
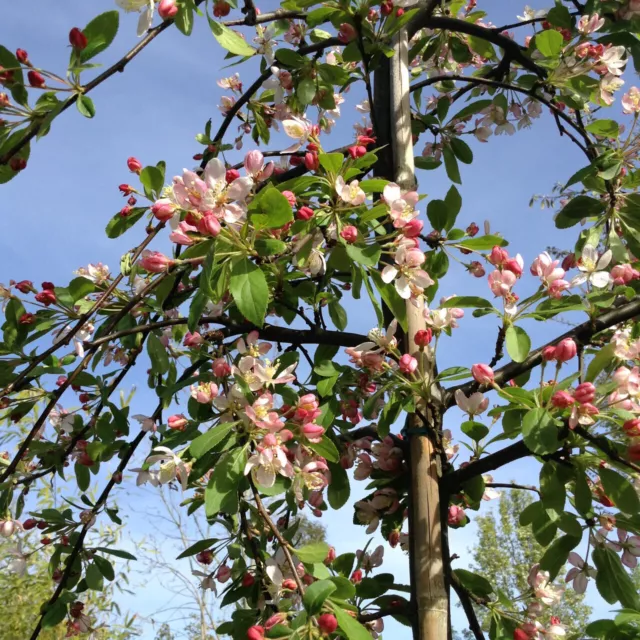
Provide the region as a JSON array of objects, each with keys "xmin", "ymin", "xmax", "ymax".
[{"xmin": 373, "ymin": 30, "xmax": 449, "ymax": 640}]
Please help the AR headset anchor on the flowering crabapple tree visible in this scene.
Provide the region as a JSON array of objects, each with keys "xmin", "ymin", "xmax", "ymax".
[{"xmin": 5, "ymin": 0, "xmax": 640, "ymax": 639}]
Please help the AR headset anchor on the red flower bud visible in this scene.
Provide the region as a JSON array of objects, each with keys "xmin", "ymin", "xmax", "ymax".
[
  {"xmin": 246, "ymin": 626, "xmax": 264, "ymax": 640},
  {"xmin": 554, "ymin": 338, "xmax": 577, "ymax": 363},
  {"xmin": 158, "ymin": 0, "xmax": 179, "ymax": 19},
  {"xmin": 471, "ymin": 363, "xmax": 494, "ymax": 385},
  {"xmin": 350, "ymin": 569, "xmax": 363, "ymax": 584},
  {"xmin": 466, "ymin": 222, "xmax": 479, "ymax": 237},
  {"xmin": 127, "ymin": 156, "xmax": 142, "ymax": 173},
  {"xmin": 19, "ymin": 312, "xmax": 35, "ymax": 325},
  {"xmin": 297, "ymin": 206, "xmax": 314, "ymax": 221},
  {"xmin": 168, "ymin": 414, "xmax": 188, "ymax": 431},
  {"xmin": 340, "ymin": 225, "xmax": 358, "ymax": 244},
  {"xmin": 27, "ymin": 70, "xmax": 45, "ymax": 88},
  {"xmin": 16, "ymin": 49, "xmax": 29, "ymax": 64},
  {"xmin": 304, "ymin": 151, "xmax": 319, "ymax": 171},
  {"xmin": 119, "ymin": 184, "xmax": 135, "ymax": 195},
  {"xmin": 69, "ymin": 28, "xmax": 88, "ymax": 50},
  {"xmin": 624, "ymin": 419, "xmax": 640, "ymax": 437},
  {"xmin": 14, "ymin": 279, "xmax": 33, "ymax": 293},
  {"xmin": 242, "ymin": 572, "xmax": 255, "ymax": 587},
  {"xmin": 9, "ymin": 157, "xmax": 26, "ymax": 172},
  {"xmin": 213, "ymin": 0, "xmax": 231, "ymax": 18},
  {"xmin": 23, "ymin": 518, "xmax": 38, "ymax": 530},
  {"xmin": 225, "ymin": 168, "xmax": 240, "ymax": 183},
  {"xmin": 414, "ymin": 329, "xmax": 433, "ymax": 347}
]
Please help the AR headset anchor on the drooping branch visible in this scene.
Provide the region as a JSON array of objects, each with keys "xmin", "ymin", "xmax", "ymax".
[
  {"xmin": 0, "ymin": 4, "xmax": 308, "ymax": 165},
  {"xmin": 86, "ymin": 316, "xmax": 368, "ymax": 349},
  {"xmin": 408, "ymin": 15, "xmax": 545, "ymax": 77},
  {"xmin": 446, "ymin": 297, "xmax": 640, "ymax": 408},
  {"xmin": 450, "ymin": 572, "xmax": 486, "ymax": 640}
]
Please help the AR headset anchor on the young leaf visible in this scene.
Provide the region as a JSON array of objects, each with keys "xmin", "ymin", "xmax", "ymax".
[
  {"xmin": 76, "ymin": 95, "xmax": 96, "ymax": 118},
  {"xmin": 295, "ymin": 542, "xmax": 330, "ymax": 564},
  {"xmin": 303, "ymin": 579, "xmax": 337, "ymax": 615},
  {"xmin": 80, "ymin": 11, "xmax": 119, "ymax": 62},
  {"xmin": 205, "ymin": 447, "xmax": 246, "ymax": 517},
  {"xmin": 599, "ymin": 467, "xmax": 640, "ymax": 515},
  {"xmin": 190, "ymin": 422, "xmax": 234, "ymax": 459},
  {"xmin": 229, "ymin": 257, "xmax": 269, "ymax": 327},
  {"xmin": 535, "ymin": 30, "xmax": 563, "ymax": 57},
  {"xmin": 147, "ymin": 332, "xmax": 170, "ymax": 375},
  {"xmin": 210, "ymin": 21, "xmax": 256, "ymax": 57},
  {"xmin": 505, "ymin": 325, "xmax": 531, "ymax": 363}
]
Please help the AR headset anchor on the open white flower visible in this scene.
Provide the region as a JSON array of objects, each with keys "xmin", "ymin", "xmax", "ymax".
[
  {"xmin": 335, "ymin": 176, "xmax": 366, "ymax": 206},
  {"xmin": 454, "ymin": 389, "xmax": 489, "ymax": 416},
  {"xmin": 282, "ymin": 117, "xmax": 312, "ymax": 152},
  {"xmin": 571, "ymin": 245, "xmax": 611, "ymax": 289},
  {"xmin": 144, "ymin": 446, "xmax": 189, "ymax": 490},
  {"xmin": 116, "ymin": 0, "xmax": 155, "ymax": 36}
]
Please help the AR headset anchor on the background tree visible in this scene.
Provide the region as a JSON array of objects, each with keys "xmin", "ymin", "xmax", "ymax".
[{"xmin": 468, "ymin": 489, "xmax": 591, "ymax": 637}]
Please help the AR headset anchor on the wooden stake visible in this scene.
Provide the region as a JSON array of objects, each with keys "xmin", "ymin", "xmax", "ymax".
[{"xmin": 388, "ymin": 30, "xmax": 449, "ymax": 640}]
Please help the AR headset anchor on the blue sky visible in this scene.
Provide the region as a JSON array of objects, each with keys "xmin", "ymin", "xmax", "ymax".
[{"xmin": 0, "ymin": 1, "xmax": 630, "ymax": 638}]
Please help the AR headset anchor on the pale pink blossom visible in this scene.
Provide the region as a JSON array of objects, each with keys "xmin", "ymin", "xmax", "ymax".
[
  {"xmin": 454, "ymin": 389, "xmax": 489, "ymax": 416},
  {"xmin": 572, "ymin": 245, "xmax": 612, "ymax": 288},
  {"xmin": 335, "ymin": 176, "xmax": 366, "ymax": 206},
  {"xmin": 381, "ymin": 245, "xmax": 434, "ymax": 300}
]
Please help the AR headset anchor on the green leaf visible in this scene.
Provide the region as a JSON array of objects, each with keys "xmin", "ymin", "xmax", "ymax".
[
  {"xmin": 147, "ymin": 333, "xmax": 170, "ymax": 375},
  {"xmin": 318, "ymin": 152, "xmax": 344, "ymax": 175},
  {"xmin": 86, "ymin": 562, "xmax": 104, "ymax": 590},
  {"xmin": 327, "ymin": 461, "xmax": 350, "ymax": 509},
  {"xmin": 586, "ymin": 119, "xmax": 619, "ymax": 138},
  {"xmin": 345, "ymin": 244, "xmax": 381, "ymax": 267},
  {"xmin": 415, "ymin": 156, "xmax": 442, "ymax": 171},
  {"xmin": 229, "ymin": 257, "xmax": 269, "ymax": 327},
  {"xmin": 93, "ymin": 547, "xmax": 137, "ymax": 560},
  {"xmin": 80, "ymin": 11, "xmax": 119, "ymax": 62},
  {"xmin": 599, "ymin": 467, "xmax": 640, "ymax": 515},
  {"xmin": 308, "ymin": 437, "xmax": 339, "ymax": 464},
  {"xmin": 188, "ymin": 290, "xmax": 208, "ymax": 333},
  {"xmin": 210, "ymin": 21, "xmax": 256, "ymax": 56},
  {"xmin": 307, "ymin": 6, "xmax": 338, "ymax": 27},
  {"xmin": 68, "ymin": 277, "xmax": 96, "ymax": 301},
  {"xmin": 443, "ymin": 146, "xmax": 461, "ymax": 184},
  {"xmin": 303, "ymin": 579, "xmax": 337, "ymax": 615},
  {"xmin": 593, "ymin": 546, "xmax": 640, "ymax": 609},
  {"xmin": 250, "ymin": 187, "xmax": 293, "ymax": 229},
  {"xmin": 454, "ymin": 235, "xmax": 508, "ymax": 250},
  {"xmin": 296, "ymin": 542, "xmax": 330, "ymax": 564},
  {"xmin": 205, "ymin": 447, "xmax": 246, "ymax": 517},
  {"xmin": 297, "ymin": 77, "xmax": 317, "ymax": 105},
  {"xmin": 190, "ymin": 422, "xmax": 234, "ymax": 459},
  {"xmin": 333, "ymin": 605, "xmax": 372, "ymax": 640},
  {"xmin": 255, "ymin": 238, "xmax": 287, "ymax": 256},
  {"xmin": 461, "ymin": 420, "xmax": 489, "ymax": 441},
  {"xmin": 75, "ymin": 463, "xmax": 90, "ymax": 492},
  {"xmin": 427, "ymin": 199, "xmax": 449, "ymax": 231},
  {"xmin": 539, "ymin": 535, "xmax": 581, "ymax": 580},
  {"xmin": 586, "ymin": 343, "xmax": 616, "ymax": 383},
  {"xmin": 468, "ymin": 35, "xmax": 495, "ymax": 59},
  {"xmin": 505, "ymin": 325, "xmax": 531, "ymax": 363},
  {"xmin": 574, "ymin": 469, "xmax": 593, "ymax": 516},
  {"xmin": 444, "ymin": 186, "xmax": 462, "ymax": 230},
  {"xmin": 536, "ymin": 30, "xmax": 563, "ymax": 57},
  {"xmin": 359, "ymin": 178, "xmax": 389, "ymax": 193},
  {"xmin": 555, "ymin": 195, "xmax": 605, "ymax": 229},
  {"xmin": 275, "ymin": 48, "xmax": 306, "ymax": 68},
  {"xmin": 177, "ymin": 537, "xmax": 219, "ymax": 560},
  {"xmin": 41, "ymin": 601, "xmax": 68, "ymax": 628},
  {"xmin": 370, "ymin": 270, "xmax": 407, "ymax": 332},
  {"xmin": 140, "ymin": 165, "xmax": 164, "ymax": 195},
  {"xmin": 94, "ymin": 555, "xmax": 115, "ymax": 581},
  {"xmin": 522, "ymin": 408, "xmax": 561, "ymax": 455},
  {"xmin": 449, "ymin": 99, "xmax": 493, "ymax": 123},
  {"xmin": 328, "ymin": 300, "xmax": 347, "ymax": 331},
  {"xmin": 176, "ymin": 1, "xmax": 194, "ymax": 35},
  {"xmin": 440, "ymin": 296, "xmax": 493, "ymax": 308},
  {"xmin": 76, "ymin": 95, "xmax": 96, "ymax": 118},
  {"xmin": 330, "ymin": 576, "xmax": 356, "ymax": 600},
  {"xmin": 450, "ymin": 138, "xmax": 473, "ymax": 164},
  {"xmin": 105, "ymin": 206, "xmax": 147, "ymax": 239},
  {"xmin": 453, "ymin": 569, "xmax": 493, "ymax": 598}
]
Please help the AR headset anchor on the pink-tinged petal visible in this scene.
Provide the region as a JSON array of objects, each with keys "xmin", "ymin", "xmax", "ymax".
[
  {"xmin": 204, "ymin": 158, "xmax": 225, "ymax": 184},
  {"xmin": 568, "ymin": 552, "xmax": 584, "ymax": 568},
  {"xmin": 256, "ymin": 466, "xmax": 276, "ymax": 488},
  {"xmin": 395, "ymin": 276, "xmax": 411, "ymax": 299},
  {"xmin": 570, "ymin": 273, "xmax": 588, "ymax": 288},
  {"xmin": 383, "ymin": 183, "xmax": 402, "ymax": 203},
  {"xmin": 573, "ymin": 571, "xmax": 588, "ymax": 594},
  {"xmin": 597, "ymin": 249, "xmax": 612, "ymax": 270},
  {"xmin": 227, "ymin": 177, "xmax": 254, "ymax": 201},
  {"xmin": 381, "ymin": 265, "xmax": 398, "ymax": 284}
]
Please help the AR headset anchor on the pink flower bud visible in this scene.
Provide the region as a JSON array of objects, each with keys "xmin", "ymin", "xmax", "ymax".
[
  {"xmin": 158, "ymin": 0, "xmax": 179, "ymax": 19},
  {"xmin": 317, "ymin": 614, "xmax": 338, "ymax": 634},
  {"xmin": 389, "ymin": 530, "xmax": 400, "ymax": 547},
  {"xmin": 304, "ymin": 151, "xmax": 319, "ymax": 171},
  {"xmin": 282, "ymin": 578, "xmax": 298, "ymax": 591},
  {"xmin": 551, "ymin": 390, "xmax": 574, "ymax": 408},
  {"xmin": 402, "ymin": 218, "xmax": 424, "ymax": 238},
  {"xmin": 244, "ymin": 150, "xmax": 264, "ymax": 176},
  {"xmin": 265, "ymin": 614, "xmax": 286, "ymax": 630},
  {"xmin": 414, "ymin": 329, "xmax": 432, "ymax": 347},
  {"xmin": 151, "ymin": 199, "xmax": 175, "ymax": 221},
  {"xmin": 554, "ymin": 338, "xmax": 577, "ymax": 363},
  {"xmin": 212, "ymin": 358, "xmax": 231, "ymax": 377},
  {"xmin": 246, "ymin": 626, "xmax": 265, "ymax": 640},
  {"xmin": 69, "ymin": 28, "xmax": 88, "ymax": 50},
  {"xmin": 542, "ymin": 345, "xmax": 557, "ymax": 361},
  {"xmin": 325, "ymin": 546, "xmax": 336, "ymax": 564},
  {"xmin": 282, "ymin": 190, "xmax": 296, "ymax": 207},
  {"xmin": 14, "ymin": 280, "xmax": 33, "ymax": 293},
  {"xmin": 225, "ymin": 168, "xmax": 240, "ymax": 184},
  {"xmin": 341, "ymin": 225, "xmax": 358, "ymax": 244},
  {"xmin": 350, "ymin": 569, "xmax": 363, "ymax": 584},
  {"xmin": 574, "ymin": 382, "xmax": 596, "ymax": 404},
  {"xmin": 127, "ymin": 156, "xmax": 142, "ymax": 173},
  {"xmin": 168, "ymin": 414, "xmax": 188, "ymax": 431},
  {"xmin": 471, "ymin": 363, "xmax": 494, "ymax": 385},
  {"xmin": 504, "ymin": 257, "xmax": 523, "ymax": 278},
  {"xmin": 399, "ymin": 354, "xmax": 418, "ymax": 375},
  {"xmin": 139, "ymin": 250, "xmax": 173, "ymax": 273},
  {"xmin": 303, "ymin": 423, "xmax": 325, "ymax": 443},
  {"xmin": 624, "ymin": 418, "xmax": 640, "ymax": 437},
  {"xmin": 488, "ymin": 246, "xmax": 509, "ymax": 266},
  {"xmin": 338, "ymin": 22, "xmax": 357, "ymax": 43},
  {"xmin": 216, "ymin": 564, "xmax": 231, "ymax": 582},
  {"xmin": 183, "ymin": 332, "xmax": 203, "ymax": 347},
  {"xmin": 197, "ymin": 213, "xmax": 221, "ymax": 237},
  {"xmin": 448, "ymin": 505, "xmax": 467, "ymax": 527},
  {"xmin": 297, "ymin": 206, "xmax": 314, "ymax": 221}
]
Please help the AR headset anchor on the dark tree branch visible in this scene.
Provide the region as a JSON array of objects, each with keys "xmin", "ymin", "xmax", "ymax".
[
  {"xmin": 445, "ymin": 297, "xmax": 640, "ymax": 408},
  {"xmin": 358, "ymin": 605, "xmax": 412, "ymax": 623},
  {"xmin": 486, "ymin": 482, "xmax": 540, "ymax": 495},
  {"xmin": 488, "ymin": 326, "xmax": 506, "ymax": 368},
  {"xmin": 573, "ymin": 425, "xmax": 640, "ymax": 475}
]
